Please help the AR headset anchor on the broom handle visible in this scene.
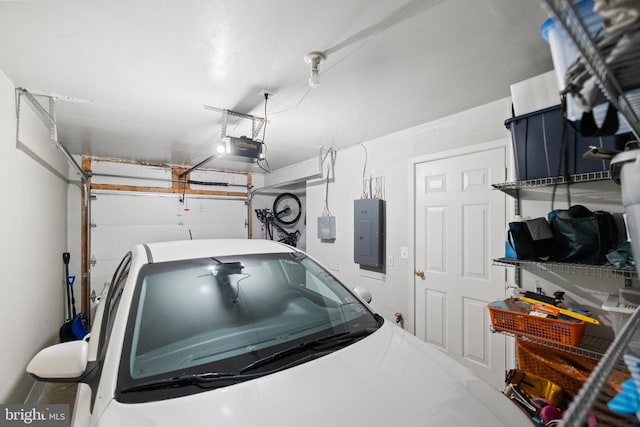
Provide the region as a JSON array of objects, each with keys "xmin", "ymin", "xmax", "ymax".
[
  {"xmin": 68, "ymin": 276, "xmax": 77, "ymax": 317},
  {"xmin": 63, "ymin": 252, "xmax": 71, "ymax": 319}
]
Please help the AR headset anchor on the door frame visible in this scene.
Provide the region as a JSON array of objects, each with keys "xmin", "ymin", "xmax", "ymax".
[{"xmin": 408, "ymin": 138, "xmax": 513, "ymax": 337}]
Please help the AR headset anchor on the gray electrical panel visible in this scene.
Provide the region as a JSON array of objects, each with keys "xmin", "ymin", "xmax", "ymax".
[{"xmin": 353, "ymin": 198, "xmax": 384, "ymax": 268}]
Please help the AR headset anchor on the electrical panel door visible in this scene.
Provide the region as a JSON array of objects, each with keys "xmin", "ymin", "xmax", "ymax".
[{"xmin": 354, "ymin": 199, "xmax": 384, "ymax": 268}]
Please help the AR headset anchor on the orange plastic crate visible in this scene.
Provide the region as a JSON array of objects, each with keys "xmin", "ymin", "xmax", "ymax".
[{"xmin": 488, "ymin": 305, "xmax": 586, "ymax": 347}]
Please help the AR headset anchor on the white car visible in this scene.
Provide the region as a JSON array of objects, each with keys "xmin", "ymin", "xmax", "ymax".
[{"xmin": 28, "ymin": 239, "xmax": 531, "ymax": 426}]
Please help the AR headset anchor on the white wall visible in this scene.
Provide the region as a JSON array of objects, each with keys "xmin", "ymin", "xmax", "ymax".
[
  {"xmin": 0, "ymin": 70, "xmax": 69, "ymax": 403},
  {"xmin": 306, "ymin": 98, "xmax": 513, "ymax": 333}
]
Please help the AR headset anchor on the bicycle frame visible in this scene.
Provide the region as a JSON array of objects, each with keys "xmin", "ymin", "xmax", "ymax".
[{"xmin": 255, "ymin": 208, "xmax": 300, "ymax": 247}]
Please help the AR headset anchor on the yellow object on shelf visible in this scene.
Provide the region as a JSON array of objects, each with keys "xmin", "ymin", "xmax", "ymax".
[{"xmin": 519, "ymin": 296, "xmax": 600, "ymax": 325}]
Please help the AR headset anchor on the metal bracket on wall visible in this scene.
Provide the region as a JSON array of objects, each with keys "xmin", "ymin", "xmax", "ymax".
[
  {"xmin": 15, "ymin": 88, "xmax": 88, "ymax": 181},
  {"xmin": 16, "ymin": 88, "xmax": 59, "ymax": 146},
  {"xmin": 203, "ymin": 105, "xmax": 265, "ymax": 140}
]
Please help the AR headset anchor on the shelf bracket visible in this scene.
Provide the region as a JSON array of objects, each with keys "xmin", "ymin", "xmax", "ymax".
[{"xmin": 202, "ymin": 105, "xmax": 265, "ymax": 140}]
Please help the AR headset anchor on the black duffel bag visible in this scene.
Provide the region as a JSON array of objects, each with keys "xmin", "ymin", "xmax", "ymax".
[{"xmin": 549, "ymin": 205, "xmax": 619, "ymax": 264}]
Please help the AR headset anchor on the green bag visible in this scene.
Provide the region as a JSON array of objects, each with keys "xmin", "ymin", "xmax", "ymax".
[{"xmin": 549, "ymin": 205, "xmax": 618, "ymax": 264}]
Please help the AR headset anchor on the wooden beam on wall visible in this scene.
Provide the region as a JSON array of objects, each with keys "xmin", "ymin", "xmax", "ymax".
[
  {"xmin": 247, "ymin": 174, "xmax": 253, "ymax": 238},
  {"xmin": 81, "ymin": 157, "xmax": 91, "ymax": 319},
  {"xmin": 88, "ymin": 162, "xmax": 249, "ymax": 198},
  {"xmin": 172, "ymin": 167, "xmax": 188, "ymax": 193},
  {"xmin": 89, "ymin": 183, "xmax": 247, "ymax": 198}
]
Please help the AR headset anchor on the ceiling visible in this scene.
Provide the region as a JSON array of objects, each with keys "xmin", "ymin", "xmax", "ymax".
[{"xmin": 0, "ymin": 0, "xmax": 553, "ymax": 173}]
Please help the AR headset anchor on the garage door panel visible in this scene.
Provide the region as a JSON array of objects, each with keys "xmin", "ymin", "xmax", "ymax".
[
  {"xmin": 90, "ymin": 192, "xmax": 247, "ymax": 294},
  {"xmin": 92, "ymin": 194, "xmax": 180, "ymax": 225}
]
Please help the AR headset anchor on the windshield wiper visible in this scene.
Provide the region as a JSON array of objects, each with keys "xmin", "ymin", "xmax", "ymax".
[
  {"xmin": 119, "ymin": 371, "xmax": 244, "ymax": 393},
  {"xmin": 121, "ymin": 329, "xmax": 378, "ymax": 393},
  {"xmin": 238, "ymin": 328, "xmax": 377, "ymax": 374}
]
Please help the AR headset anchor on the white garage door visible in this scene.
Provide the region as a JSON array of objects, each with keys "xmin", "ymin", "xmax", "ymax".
[{"xmin": 90, "ymin": 191, "xmax": 248, "ymax": 294}]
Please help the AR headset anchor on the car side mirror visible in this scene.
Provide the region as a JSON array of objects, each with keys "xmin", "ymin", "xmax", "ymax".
[
  {"xmin": 26, "ymin": 340, "xmax": 89, "ymax": 382},
  {"xmin": 353, "ymin": 286, "xmax": 372, "ymax": 304}
]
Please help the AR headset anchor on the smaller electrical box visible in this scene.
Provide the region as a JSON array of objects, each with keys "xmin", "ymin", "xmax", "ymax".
[
  {"xmin": 354, "ymin": 198, "xmax": 384, "ymax": 268},
  {"xmin": 317, "ymin": 215, "xmax": 336, "ymax": 240}
]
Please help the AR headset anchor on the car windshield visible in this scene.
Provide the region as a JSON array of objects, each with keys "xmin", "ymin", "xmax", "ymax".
[{"xmin": 117, "ymin": 251, "xmax": 381, "ymax": 402}]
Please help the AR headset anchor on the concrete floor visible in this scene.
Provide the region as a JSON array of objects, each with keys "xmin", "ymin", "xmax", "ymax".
[{"xmin": 35, "ymin": 382, "xmax": 77, "ymax": 418}]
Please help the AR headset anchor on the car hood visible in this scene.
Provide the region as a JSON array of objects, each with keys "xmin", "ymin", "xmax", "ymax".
[{"xmin": 98, "ymin": 322, "xmax": 530, "ymax": 427}]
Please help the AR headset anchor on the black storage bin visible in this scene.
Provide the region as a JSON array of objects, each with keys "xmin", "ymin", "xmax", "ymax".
[{"xmin": 505, "ymin": 105, "xmax": 635, "ymax": 180}]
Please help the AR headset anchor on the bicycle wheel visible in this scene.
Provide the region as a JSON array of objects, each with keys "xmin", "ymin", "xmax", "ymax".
[{"xmin": 273, "ymin": 192, "xmax": 301, "ymax": 225}]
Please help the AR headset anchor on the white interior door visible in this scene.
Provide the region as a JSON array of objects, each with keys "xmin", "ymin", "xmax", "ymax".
[{"xmin": 414, "ymin": 145, "xmax": 507, "ymax": 388}]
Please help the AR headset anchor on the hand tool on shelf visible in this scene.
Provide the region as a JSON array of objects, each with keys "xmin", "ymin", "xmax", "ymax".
[
  {"xmin": 519, "ymin": 296, "xmax": 601, "ymax": 325},
  {"xmin": 521, "ymin": 290, "xmax": 565, "ymax": 306}
]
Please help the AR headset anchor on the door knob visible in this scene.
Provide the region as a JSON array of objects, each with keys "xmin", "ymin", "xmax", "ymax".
[{"xmin": 415, "ymin": 269, "xmax": 425, "ymax": 279}]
